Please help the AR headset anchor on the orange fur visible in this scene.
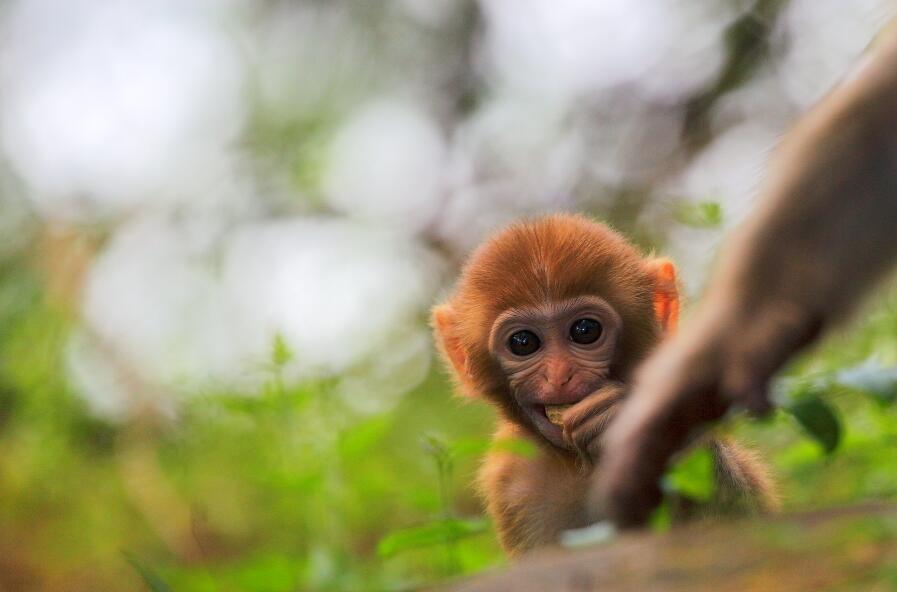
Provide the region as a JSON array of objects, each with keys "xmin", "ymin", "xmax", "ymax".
[{"xmin": 433, "ymin": 214, "xmax": 663, "ymax": 424}]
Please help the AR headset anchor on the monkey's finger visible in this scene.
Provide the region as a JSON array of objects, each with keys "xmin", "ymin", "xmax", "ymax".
[
  {"xmin": 568, "ymin": 405, "xmax": 622, "ymax": 461},
  {"xmin": 740, "ymin": 383, "xmax": 774, "ymax": 417},
  {"xmin": 562, "ymin": 399, "xmax": 612, "ymax": 431},
  {"xmin": 562, "ymin": 404, "xmax": 616, "ymax": 452},
  {"xmin": 562, "ymin": 383, "xmax": 625, "ymax": 428},
  {"xmin": 597, "ymin": 402, "xmax": 690, "ymax": 525},
  {"xmin": 596, "ymin": 346, "xmax": 730, "ymax": 526},
  {"xmin": 568, "ymin": 404, "xmax": 621, "ymax": 442},
  {"xmin": 601, "ymin": 389, "xmax": 730, "ymax": 527}
]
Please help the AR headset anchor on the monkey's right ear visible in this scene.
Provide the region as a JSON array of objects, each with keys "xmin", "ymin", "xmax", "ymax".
[
  {"xmin": 432, "ymin": 303, "xmax": 472, "ymax": 389},
  {"xmin": 646, "ymin": 258, "xmax": 680, "ymax": 333}
]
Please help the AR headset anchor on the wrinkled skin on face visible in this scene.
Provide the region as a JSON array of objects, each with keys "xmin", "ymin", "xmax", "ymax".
[{"xmin": 488, "ymin": 295, "xmax": 622, "ymax": 449}]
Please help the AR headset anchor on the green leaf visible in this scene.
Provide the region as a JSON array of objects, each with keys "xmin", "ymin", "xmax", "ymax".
[
  {"xmin": 340, "ymin": 417, "xmax": 391, "ymax": 459},
  {"xmin": 377, "ymin": 518, "xmax": 489, "ymax": 558},
  {"xmin": 663, "ymin": 446, "xmax": 716, "ymax": 502},
  {"xmin": 421, "ymin": 434, "xmax": 450, "ymax": 459},
  {"xmin": 649, "ymin": 501, "xmax": 672, "ymax": 533},
  {"xmin": 489, "ymin": 437, "xmax": 538, "ymax": 458},
  {"xmin": 122, "ymin": 552, "xmax": 173, "ymax": 592},
  {"xmin": 271, "ymin": 333, "xmax": 294, "ymax": 368},
  {"xmin": 835, "ymin": 358, "xmax": 897, "ymax": 404},
  {"xmin": 449, "ymin": 436, "xmax": 538, "ymax": 459},
  {"xmin": 447, "ymin": 438, "xmax": 491, "ymax": 458},
  {"xmin": 672, "ymin": 201, "xmax": 723, "ymax": 228},
  {"xmin": 786, "ymin": 395, "xmax": 842, "ymax": 454}
]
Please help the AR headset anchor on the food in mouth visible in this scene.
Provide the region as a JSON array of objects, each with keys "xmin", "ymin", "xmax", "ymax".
[{"xmin": 545, "ymin": 404, "xmax": 572, "ymax": 425}]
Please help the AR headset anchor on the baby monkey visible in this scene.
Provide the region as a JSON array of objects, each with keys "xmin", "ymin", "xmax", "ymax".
[{"xmin": 433, "ymin": 214, "xmax": 777, "ymax": 555}]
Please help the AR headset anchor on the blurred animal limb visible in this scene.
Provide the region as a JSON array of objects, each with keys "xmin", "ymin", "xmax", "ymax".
[{"xmin": 598, "ymin": 24, "xmax": 897, "ymax": 527}]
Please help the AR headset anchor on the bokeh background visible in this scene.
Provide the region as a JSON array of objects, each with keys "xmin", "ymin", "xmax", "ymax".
[{"xmin": 2, "ymin": 0, "xmax": 897, "ymax": 590}]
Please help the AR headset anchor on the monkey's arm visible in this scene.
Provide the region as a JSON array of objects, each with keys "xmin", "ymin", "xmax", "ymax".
[
  {"xmin": 478, "ymin": 423, "xmax": 592, "ymax": 556},
  {"xmin": 599, "ymin": 26, "xmax": 897, "ymax": 527},
  {"xmin": 564, "ymin": 384, "xmax": 778, "ymax": 515}
]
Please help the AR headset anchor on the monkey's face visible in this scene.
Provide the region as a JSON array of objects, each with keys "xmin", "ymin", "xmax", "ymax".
[{"xmin": 488, "ymin": 295, "xmax": 622, "ymax": 449}]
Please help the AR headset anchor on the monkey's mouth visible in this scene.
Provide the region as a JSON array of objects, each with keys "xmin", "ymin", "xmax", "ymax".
[{"xmin": 544, "ymin": 404, "xmax": 573, "ymax": 426}]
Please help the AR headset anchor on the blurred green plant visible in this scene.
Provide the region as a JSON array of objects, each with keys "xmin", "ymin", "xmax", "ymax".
[
  {"xmin": 672, "ymin": 200, "xmax": 724, "ymax": 229},
  {"xmin": 664, "ymin": 446, "xmax": 716, "ymax": 503},
  {"xmin": 773, "ymin": 356, "xmax": 897, "ymax": 456},
  {"xmin": 786, "ymin": 395, "xmax": 842, "ymax": 455},
  {"xmin": 651, "ymin": 446, "xmax": 716, "ymax": 532},
  {"xmin": 123, "ymin": 552, "xmax": 173, "ymax": 592},
  {"xmin": 377, "ymin": 434, "xmax": 489, "ymax": 579},
  {"xmin": 836, "ymin": 358, "xmax": 897, "ymax": 404}
]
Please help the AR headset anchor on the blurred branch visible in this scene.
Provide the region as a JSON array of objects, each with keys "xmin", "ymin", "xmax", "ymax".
[
  {"xmin": 444, "ymin": 1, "xmax": 483, "ymax": 118},
  {"xmin": 593, "ymin": 0, "xmax": 790, "ymax": 242},
  {"xmin": 683, "ymin": 0, "xmax": 788, "ymax": 154},
  {"xmin": 34, "ymin": 223, "xmax": 107, "ymax": 315},
  {"xmin": 450, "ymin": 503, "xmax": 897, "ymax": 592},
  {"xmin": 36, "ymin": 223, "xmax": 202, "ymax": 561},
  {"xmin": 117, "ymin": 426, "xmax": 203, "ymax": 561}
]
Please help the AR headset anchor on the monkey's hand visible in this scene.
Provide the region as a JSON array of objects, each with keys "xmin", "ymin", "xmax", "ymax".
[
  {"xmin": 595, "ymin": 299, "xmax": 821, "ymax": 528},
  {"xmin": 561, "ymin": 381, "xmax": 627, "ymax": 465}
]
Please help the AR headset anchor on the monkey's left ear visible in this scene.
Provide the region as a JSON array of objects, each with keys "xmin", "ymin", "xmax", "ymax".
[{"xmin": 646, "ymin": 258, "xmax": 679, "ymax": 332}]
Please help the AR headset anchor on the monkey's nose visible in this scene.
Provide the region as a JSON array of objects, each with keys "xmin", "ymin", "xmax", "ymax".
[{"xmin": 546, "ymin": 368, "xmax": 574, "ymax": 388}]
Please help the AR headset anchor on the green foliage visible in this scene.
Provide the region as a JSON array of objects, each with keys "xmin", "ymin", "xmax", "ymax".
[
  {"xmin": 270, "ymin": 333, "xmax": 294, "ymax": 369},
  {"xmin": 123, "ymin": 552, "xmax": 173, "ymax": 592},
  {"xmin": 649, "ymin": 500, "xmax": 673, "ymax": 533},
  {"xmin": 786, "ymin": 395, "xmax": 842, "ymax": 455},
  {"xmin": 653, "ymin": 445, "xmax": 716, "ymax": 533},
  {"xmin": 835, "ymin": 358, "xmax": 897, "ymax": 404},
  {"xmin": 5, "ymin": 251, "xmax": 897, "ymax": 590},
  {"xmin": 772, "ymin": 355, "xmax": 897, "ymax": 455},
  {"xmin": 490, "ymin": 436, "xmax": 538, "ymax": 458},
  {"xmin": 447, "ymin": 435, "xmax": 538, "ymax": 459},
  {"xmin": 663, "ymin": 446, "xmax": 716, "ymax": 503},
  {"xmin": 672, "ymin": 201, "xmax": 724, "ymax": 228},
  {"xmin": 377, "ymin": 518, "xmax": 489, "ymax": 558},
  {"xmin": 373, "ymin": 433, "xmax": 492, "ymax": 578}
]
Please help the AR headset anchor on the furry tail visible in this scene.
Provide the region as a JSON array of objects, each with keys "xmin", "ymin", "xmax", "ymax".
[{"xmin": 710, "ymin": 437, "xmax": 780, "ymax": 514}]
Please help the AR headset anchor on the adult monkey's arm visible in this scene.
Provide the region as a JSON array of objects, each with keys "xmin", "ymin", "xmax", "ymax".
[{"xmin": 597, "ymin": 25, "xmax": 897, "ymax": 528}]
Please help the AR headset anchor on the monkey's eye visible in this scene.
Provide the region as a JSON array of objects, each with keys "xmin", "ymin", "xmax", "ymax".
[
  {"xmin": 508, "ymin": 330, "xmax": 541, "ymax": 356},
  {"xmin": 570, "ymin": 318, "xmax": 603, "ymax": 344}
]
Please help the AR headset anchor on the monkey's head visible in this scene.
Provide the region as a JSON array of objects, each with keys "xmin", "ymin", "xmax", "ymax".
[{"xmin": 432, "ymin": 214, "xmax": 679, "ymax": 450}]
